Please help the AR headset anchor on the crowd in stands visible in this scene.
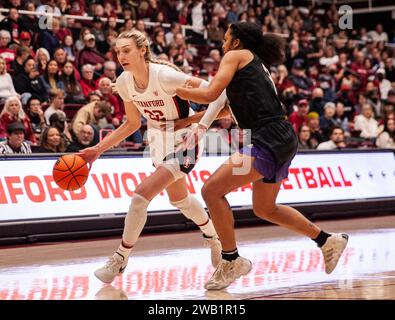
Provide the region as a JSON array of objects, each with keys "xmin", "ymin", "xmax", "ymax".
[{"xmin": 0, "ymin": 0, "xmax": 394, "ymax": 155}]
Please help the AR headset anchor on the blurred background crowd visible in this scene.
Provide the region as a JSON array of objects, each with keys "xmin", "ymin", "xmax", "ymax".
[{"xmin": 0, "ymin": 0, "xmax": 394, "ymax": 155}]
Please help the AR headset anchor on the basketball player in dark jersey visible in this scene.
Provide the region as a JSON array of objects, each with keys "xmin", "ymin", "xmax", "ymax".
[{"xmin": 176, "ymin": 22, "xmax": 349, "ymax": 290}]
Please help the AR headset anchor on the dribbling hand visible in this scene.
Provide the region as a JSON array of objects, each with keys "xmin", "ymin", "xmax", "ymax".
[{"xmin": 77, "ymin": 146, "xmax": 101, "ymax": 165}]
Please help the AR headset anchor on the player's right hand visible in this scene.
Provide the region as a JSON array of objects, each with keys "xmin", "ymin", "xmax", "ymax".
[
  {"xmin": 180, "ymin": 124, "xmax": 207, "ymax": 151},
  {"xmin": 77, "ymin": 146, "xmax": 101, "ymax": 165}
]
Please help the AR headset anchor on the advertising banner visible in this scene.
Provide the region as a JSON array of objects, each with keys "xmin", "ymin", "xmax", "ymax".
[{"xmin": 0, "ymin": 152, "xmax": 394, "ymax": 222}]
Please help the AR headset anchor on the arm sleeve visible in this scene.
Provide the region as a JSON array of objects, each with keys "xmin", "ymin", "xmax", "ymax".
[
  {"xmin": 159, "ymin": 65, "xmax": 228, "ymax": 128},
  {"xmin": 158, "ymin": 66, "xmax": 191, "ymax": 95},
  {"xmin": 115, "ymin": 74, "xmax": 133, "ymax": 102},
  {"xmin": 199, "ymin": 89, "xmax": 228, "ymax": 129}
]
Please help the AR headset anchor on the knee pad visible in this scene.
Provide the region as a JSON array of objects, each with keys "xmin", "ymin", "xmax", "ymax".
[
  {"xmin": 122, "ymin": 193, "xmax": 150, "ymax": 245},
  {"xmin": 170, "ymin": 195, "xmax": 208, "ymax": 225}
]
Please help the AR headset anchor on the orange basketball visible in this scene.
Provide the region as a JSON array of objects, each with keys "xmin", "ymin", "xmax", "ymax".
[{"xmin": 53, "ymin": 154, "xmax": 90, "ymax": 191}]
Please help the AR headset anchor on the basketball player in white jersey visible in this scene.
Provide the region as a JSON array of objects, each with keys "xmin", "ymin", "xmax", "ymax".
[{"xmin": 78, "ymin": 30, "xmax": 228, "ymax": 284}]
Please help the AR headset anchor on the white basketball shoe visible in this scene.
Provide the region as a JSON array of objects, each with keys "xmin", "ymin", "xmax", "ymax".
[
  {"xmin": 94, "ymin": 252, "xmax": 128, "ymax": 284},
  {"xmin": 320, "ymin": 233, "xmax": 349, "ymax": 274},
  {"xmin": 204, "ymin": 256, "xmax": 252, "ymax": 290}
]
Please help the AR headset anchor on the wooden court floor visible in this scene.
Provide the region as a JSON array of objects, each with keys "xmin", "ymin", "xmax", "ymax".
[{"xmin": 0, "ymin": 215, "xmax": 394, "ymax": 300}]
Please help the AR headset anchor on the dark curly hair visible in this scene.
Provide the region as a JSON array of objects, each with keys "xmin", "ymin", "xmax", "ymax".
[{"xmin": 229, "ymin": 22, "xmax": 286, "ymax": 68}]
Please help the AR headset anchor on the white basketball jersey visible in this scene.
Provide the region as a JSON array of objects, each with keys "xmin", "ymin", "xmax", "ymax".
[{"xmin": 116, "ymin": 63, "xmax": 200, "ymax": 165}]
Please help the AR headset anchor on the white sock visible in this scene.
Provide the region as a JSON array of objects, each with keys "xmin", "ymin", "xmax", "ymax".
[
  {"xmin": 120, "ymin": 193, "xmax": 150, "ymax": 257},
  {"xmin": 122, "ymin": 193, "xmax": 150, "ymax": 246},
  {"xmin": 116, "ymin": 240, "xmax": 134, "ymax": 259},
  {"xmin": 198, "ymin": 218, "xmax": 217, "ymax": 238}
]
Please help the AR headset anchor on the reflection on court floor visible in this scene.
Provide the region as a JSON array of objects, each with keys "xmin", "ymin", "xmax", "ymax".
[{"xmin": 1, "ymin": 228, "xmax": 395, "ymax": 300}]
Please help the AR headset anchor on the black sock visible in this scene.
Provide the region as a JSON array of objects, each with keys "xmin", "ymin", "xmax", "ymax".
[
  {"xmin": 313, "ymin": 230, "xmax": 331, "ymax": 247},
  {"xmin": 222, "ymin": 249, "xmax": 239, "ymax": 262}
]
